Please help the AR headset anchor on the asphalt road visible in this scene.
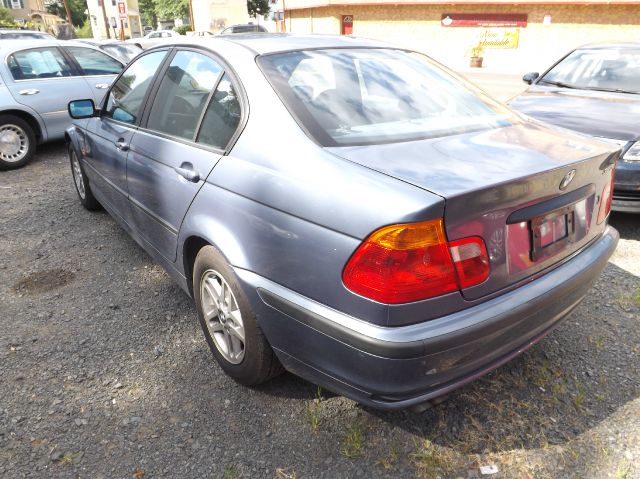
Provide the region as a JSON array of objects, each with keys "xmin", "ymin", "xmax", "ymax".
[{"xmin": 1, "ymin": 137, "xmax": 638, "ymax": 479}]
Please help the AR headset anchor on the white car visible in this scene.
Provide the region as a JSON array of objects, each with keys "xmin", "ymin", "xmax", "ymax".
[{"xmin": 130, "ymin": 30, "xmax": 182, "ymax": 49}]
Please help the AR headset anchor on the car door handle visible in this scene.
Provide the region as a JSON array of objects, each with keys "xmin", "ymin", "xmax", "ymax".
[
  {"xmin": 175, "ymin": 164, "xmax": 200, "ymax": 182},
  {"xmin": 95, "ymin": 83, "xmax": 109, "ymax": 89},
  {"xmin": 19, "ymin": 89, "xmax": 39, "ymax": 95},
  {"xmin": 115, "ymin": 140, "xmax": 129, "ymax": 151}
]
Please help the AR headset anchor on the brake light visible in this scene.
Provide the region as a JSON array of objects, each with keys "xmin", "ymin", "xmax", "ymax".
[
  {"xmin": 342, "ymin": 220, "xmax": 490, "ymax": 304},
  {"xmin": 449, "ymin": 237, "xmax": 490, "ymax": 289},
  {"xmin": 597, "ymin": 165, "xmax": 616, "ymax": 224}
]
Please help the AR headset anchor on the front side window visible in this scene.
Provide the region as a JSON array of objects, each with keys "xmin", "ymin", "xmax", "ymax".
[
  {"xmin": 539, "ymin": 48, "xmax": 640, "ymax": 94},
  {"xmin": 146, "ymin": 50, "xmax": 223, "ymax": 141},
  {"xmin": 259, "ymin": 48, "xmax": 513, "ymax": 146},
  {"xmin": 66, "ymin": 46, "xmax": 123, "ymax": 75},
  {"xmin": 197, "ymin": 74, "xmax": 241, "ymax": 150},
  {"xmin": 7, "ymin": 47, "xmax": 74, "ymax": 80},
  {"xmin": 104, "ymin": 51, "xmax": 167, "ymax": 124}
]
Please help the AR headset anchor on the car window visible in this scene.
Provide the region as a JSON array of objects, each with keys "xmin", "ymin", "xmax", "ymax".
[
  {"xmin": 539, "ymin": 48, "xmax": 640, "ymax": 94},
  {"xmin": 146, "ymin": 50, "xmax": 223, "ymax": 141},
  {"xmin": 102, "ymin": 44, "xmax": 142, "ymax": 63},
  {"xmin": 103, "ymin": 51, "xmax": 167, "ymax": 124},
  {"xmin": 197, "ymin": 74, "xmax": 241, "ymax": 150},
  {"xmin": 2, "ymin": 32, "xmax": 53, "ymax": 39},
  {"xmin": 259, "ymin": 48, "xmax": 513, "ymax": 147},
  {"xmin": 66, "ymin": 46, "xmax": 122, "ymax": 75},
  {"xmin": 7, "ymin": 47, "xmax": 74, "ymax": 80},
  {"xmin": 149, "ymin": 32, "xmax": 160, "ymax": 38}
]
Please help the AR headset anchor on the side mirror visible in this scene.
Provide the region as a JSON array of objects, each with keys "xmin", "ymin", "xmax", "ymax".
[
  {"xmin": 522, "ymin": 72, "xmax": 540, "ymax": 85},
  {"xmin": 68, "ymin": 99, "xmax": 97, "ymax": 119}
]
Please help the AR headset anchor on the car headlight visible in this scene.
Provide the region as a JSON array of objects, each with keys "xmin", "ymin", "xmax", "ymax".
[{"xmin": 622, "ymin": 141, "xmax": 640, "ymax": 162}]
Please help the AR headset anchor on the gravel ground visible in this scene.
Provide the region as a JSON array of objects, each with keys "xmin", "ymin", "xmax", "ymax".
[{"xmin": 1, "ymin": 142, "xmax": 639, "ymax": 479}]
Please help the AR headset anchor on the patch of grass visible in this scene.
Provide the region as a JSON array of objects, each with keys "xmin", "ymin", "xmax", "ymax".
[
  {"xmin": 340, "ymin": 419, "xmax": 364, "ymax": 459},
  {"xmin": 58, "ymin": 453, "xmax": 73, "ymax": 465},
  {"xmin": 411, "ymin": 439, "xmax": 457, "ymax": 478},
  {"xmin": 615, "ymin": 460, "xmax": 631, "ymax": 479},
  {"xmin": 223, "ymin": 464, "xmax": 239, "ymax": 479},
  {"xmin": 635, "ymin": 286, "xmax": 640, "ymax": 306},
  {"xmin": 304, "ymin": 387, "xmax": 324, "ymax": 432},
  {"xmin": 376, "ymin": 446, "xmax": 400, "ymax": 470},
  {"xmin": 573, "ymin": 382, "xmax": 586, "ymax": 410},
  {"xmin": 275, "ymin": 467, "xmax": 298, "ymax": 479},
  {"xmin": 590, "ymin": 335, "xmax": 606, "ymax": 351}
]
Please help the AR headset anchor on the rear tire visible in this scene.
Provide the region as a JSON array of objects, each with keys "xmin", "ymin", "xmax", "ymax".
[
  {"xmin": 193, "ymin": 245, "xmax": 283, "ymax": 385},
  {"xmin": 69, "ymin": 146, "xmax": 100, "ymax": 211},
  {"xmin": 0, "ymin": 114, "xmax": 35, "ymax": 170}
]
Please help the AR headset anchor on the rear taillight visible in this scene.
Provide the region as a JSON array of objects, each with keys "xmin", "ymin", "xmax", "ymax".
[
  {"xmin": 342, "ymin": 219, "xmax": 490, "ymax": 304},
  {"xmin": 449, "ymin": 237, "xmax": 490, "ymax": 289},
  {"xmin": 597, "ymin": 165, "xmax": 616, "ymax": 224}
]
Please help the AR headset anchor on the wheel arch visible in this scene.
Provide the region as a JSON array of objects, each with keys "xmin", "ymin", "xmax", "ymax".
[
  {"xmin": 0, "ymin": 109, "xmax": 44, "ymax": 143},
  {"xmin": 183, "ymin": 235, "xmax": 211, "ymax": 297}
]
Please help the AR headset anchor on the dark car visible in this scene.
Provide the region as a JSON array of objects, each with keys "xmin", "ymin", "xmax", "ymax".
[
  {"xmin": 510, "ymin": 42, "xmax": 640, "ymax": 213},
  {"xmin": 66, "ymin": 35, "xmax": 618, "ymax": 410},
  {"xmin": 219, "ymin": 24, "xmax": 267, "ymax": 34}
]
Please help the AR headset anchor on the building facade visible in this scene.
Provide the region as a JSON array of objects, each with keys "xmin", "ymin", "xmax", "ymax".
[
  {"xmin": 191, "ymin": 0, "xmax": 250, "ymax": 32},
  {"xmin": 283, "ymin": 0, "xmax": 640, "ymax": 72},
  {"xmin": 1, "ymin": 0, "xmax": 65, "ymax": 28},
  {"xmin": 87, "ymin": 0, "xmax": 143, "ymax": 39}
]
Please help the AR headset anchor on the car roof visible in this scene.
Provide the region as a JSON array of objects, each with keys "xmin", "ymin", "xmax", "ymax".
[
  {"xmin": 0, "ymin": 39, "xmax": 106, "ymax": 52},
  {"xmin": 575, "ymin": 41, "xmax": 640, "ymax": 50},
  {"xmin": 162, "ymin": 33, "xmax": 392, "ymax": 55}
]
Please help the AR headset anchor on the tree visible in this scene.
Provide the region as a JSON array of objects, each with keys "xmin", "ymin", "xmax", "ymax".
[
  {"xmin": 139, "ymin": 0, "xmax": 157, "ymax": 28},
  {"xmin": 0, "ymin": 7, "xmax": 18, "ymax": 27},
  {"xmin": 46, "ymin": 0, "xmax": 87, "ymax": 27},
  {"xmin": 154, "ymin": 0, "xmax": 188, "ymax": 20},
  {"xmin": 247, "ymin": 0, "xmax": 269, "ymax": 19}
]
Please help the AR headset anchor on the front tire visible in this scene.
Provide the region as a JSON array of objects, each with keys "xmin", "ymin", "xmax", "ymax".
[
  {"xmin": 193, "ymin": 245, "xmax": 283, "ymax": 385},
  {"xmin": 0, "ymin": 115, "xmax": 35, "ymax": 170},
  {"xmin": 69, "ymin": 147, "xmax": 100, "ymax": 211}
]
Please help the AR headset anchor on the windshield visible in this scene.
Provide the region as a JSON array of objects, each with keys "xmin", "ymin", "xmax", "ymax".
[
  {"xmin": 539, "ymin": 48, "xmax": 640, "ymax": 94},
  {"xmin": 259, "ymin": 48, "xmax": 514, "ymax": 146}
]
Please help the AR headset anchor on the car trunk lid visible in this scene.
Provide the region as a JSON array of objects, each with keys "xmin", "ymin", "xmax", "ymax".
[{"xmin": 327, "ymin": 122, "xmax": 618, "ymax": 300}]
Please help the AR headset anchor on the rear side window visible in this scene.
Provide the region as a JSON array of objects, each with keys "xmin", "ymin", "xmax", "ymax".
[
  {"xmin": 7, "ymin": 47, "xmax": 74, "ymax": 80},
  {"xmin": 197, "ymin": 74, "xmax": 241, "ymax": 149},
  {"xmin": 66, "ymin": 46, "xmax": 123, "ymax": 75},
  {"xmin": 104, "ymin": 51, "xmax": 166, "ymax": 124},
  {"xmin": 146, "ymin": 50, "xmax": 223, "ymax": 141}
]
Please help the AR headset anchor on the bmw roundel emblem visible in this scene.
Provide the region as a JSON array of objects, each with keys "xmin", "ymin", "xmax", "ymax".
[{"xmin": 559, "ymin": 169, "xmax": 576, "ymax": 190}]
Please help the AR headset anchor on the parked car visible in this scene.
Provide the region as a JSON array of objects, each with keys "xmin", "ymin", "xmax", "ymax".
[
  {"xmin": 219, "ymin": 24, "xmax": 267, "ymax": 34},
  {"xmin": 0, "ymin": 39, "xmax": 124, "ymax": 169},
  {"xmin": 0, "ymin": 29, "xmax": 54, "ymax": 40},
  {"xmin": 132, "ymin": 29, "xmax": 182, "ymax": 49},
  {"xmin": 66, "ymin": 35, "xmax": 619, "ymax": 410},
  {"xmin": 76, "ymin": 39, "xmax": 143, "ymax": 64},
  {"xmin": 143, "ymin": 26, "xmax": 153, "ymax": 34},
  {"xmin": 510, "ymin": 42, "xmax": 640, "ymax": 213},
  {"xmin": 189, "ymin": 31, "xmax": 215, "ymax": 37}
]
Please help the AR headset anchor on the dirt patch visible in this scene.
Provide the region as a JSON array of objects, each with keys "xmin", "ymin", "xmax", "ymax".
[{"xmin": 13, "ymin": 268, "xmax": 76, "ymax": 295}]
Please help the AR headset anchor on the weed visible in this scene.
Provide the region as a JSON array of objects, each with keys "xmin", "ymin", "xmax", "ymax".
[
  {"xmin": 635, "ymin": 286, "xmax": 640, "ymax": 306},
  {"xmin": 411, "ymin": 439, "xmax": 457, "ymax": 478},
  {"xmin": 58, "ymin": 453, "xmax": 73, "ymax": 465},
  {"xmin": 590, "ymin": 336, "xmax": 606, "ymax": 351},
  {"xmin": 615, "ymin": 460, "xmax": 631, "ymax": 479},
  {"xmin": 340, "ymin": 419, "xmax": 364, "ymax": 459},
  {"xmin": 376, "ymin": 446, "xmax": 400, "ymax": 470},
  {"xmin": 573, "ymin": 382, "xmax": 586, "ymax": 410},
  {"xmin": 275, "ymin": 467, "xmax": 298, "ymax": 479},
  {"xmin": 223, "ymin": 464, "xmax": 239, "ymax": 479}
]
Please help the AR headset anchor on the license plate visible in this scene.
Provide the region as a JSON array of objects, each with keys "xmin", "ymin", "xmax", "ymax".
[{"xmin": 530, "ymin": 206, "xmax": 576, "ymax": 261}]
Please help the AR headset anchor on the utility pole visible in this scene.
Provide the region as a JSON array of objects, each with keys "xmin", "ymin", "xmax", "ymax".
[{"xmin": 100, "ymin": 0, "xmax": 111, "ymax": 39}]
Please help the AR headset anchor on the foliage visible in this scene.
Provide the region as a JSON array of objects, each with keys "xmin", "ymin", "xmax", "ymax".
[
  {"xmin": 0, "ymin": 7, "xmax": 18, "ymax": 27},
  {"xmin": 470, "ymin": 42, "xmax": 485, "ymax": 58},
  {"xmin": 154, "ymin": 0, "xmax": 189, "ymax": 20},
  {"xmin": 75, "ymin": 19, "xmax": 93, "ymax": 39},
  {"xmin": 247, "ymin": 0, "xmax": 270, "ymax": 19},
  {"xmin": 173, "ymin": 24, "xmax": 191, "ymax": 35},
  {"xmin": 45, "ymin": 0, "xmax": 87, "ymax": 27},
  {"xmin": 139, "ymin": 0, "xmax": 157, "ymax": 28}
]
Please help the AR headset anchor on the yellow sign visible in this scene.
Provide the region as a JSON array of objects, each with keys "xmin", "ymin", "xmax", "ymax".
[{"xmin": 480, "ymin": 28, "xmax": 519, "ymax": 49}]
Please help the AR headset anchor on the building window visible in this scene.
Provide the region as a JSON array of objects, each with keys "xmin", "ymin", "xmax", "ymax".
[
  {"xmin": 91, "ymin": 15, "xmax": 97, "ymax": 26},
  {"xmin": 111, "ymin": 0, "xmax": 116, "ymax": 5},
  {"xmin": 10, "ymin": 0, "xmax": 23, "ymax": 9}
]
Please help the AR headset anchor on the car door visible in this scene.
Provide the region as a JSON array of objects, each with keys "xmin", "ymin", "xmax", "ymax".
[
  {"xmin": 5, "ymin": 46, "xmax": 94, "ymax": 140},
  {"xmin": 126, "ymin": 49, "xmax": 243, "ymax": 262},
  {"xmin": 63, "ymin": 45, "xmax": 124, "ymax": 106},
  {"xmin": 81, "ymin": 50, "xmax": 168, "ymax": 220}
]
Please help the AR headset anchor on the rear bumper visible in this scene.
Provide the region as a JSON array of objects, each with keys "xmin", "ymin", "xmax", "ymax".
[
  {"xmin": 237, "ymin": 226, "xmax": 618, "ymax": 410},
  {"xmin": 612, "ymin": 192, "xmax": 640, "ymax": 213}
]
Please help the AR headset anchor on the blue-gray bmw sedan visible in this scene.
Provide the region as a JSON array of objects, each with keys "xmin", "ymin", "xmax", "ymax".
[{"xmin": 66, "ymin": 34, "xmax": 619, "ymax": 410}]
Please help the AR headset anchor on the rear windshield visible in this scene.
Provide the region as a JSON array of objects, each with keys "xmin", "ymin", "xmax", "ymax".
[
  {"xmin": 258, "ymin": 48, "xmax": 513, "ymax": 146},
  {"xmin": 538, "ymin": 47, "xmax": 640, "ymax": 94}
]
